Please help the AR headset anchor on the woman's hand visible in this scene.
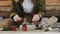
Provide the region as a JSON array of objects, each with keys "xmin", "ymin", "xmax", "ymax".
[
  {"xmin": 32, "ymin": 14, "xmax": 40, "ymax": 26},
  {"xmin": 32, "ymin": 14, "xmax": 40, "ymax": 22},
  {"xmin": 13, "ymin": 15, "xmax": 23, "ymax": 22}
]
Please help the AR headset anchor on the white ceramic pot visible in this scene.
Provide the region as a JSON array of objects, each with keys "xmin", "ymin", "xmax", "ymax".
[{"xmin": 20, "ymin": 25, "xmax": 36, "ymax": 31}]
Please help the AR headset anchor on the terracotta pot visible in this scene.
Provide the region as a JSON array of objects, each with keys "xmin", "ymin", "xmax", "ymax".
[
  {"xmin": 22, "ymin": 24, "xmax": 27, "ymax": 31},
  {"xmin": 12, "ymin": 26, "xmax": 17, "ymax": 31}
]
